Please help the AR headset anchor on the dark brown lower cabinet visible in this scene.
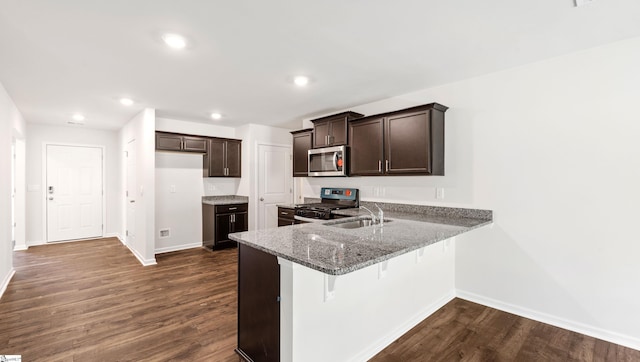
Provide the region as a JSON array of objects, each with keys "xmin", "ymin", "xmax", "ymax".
[
  {"xmin": 203, "ymin": 203, "xmax": 248, "ymax": 249},
  {"xmin": 277, "ymin": 207, "xmax": 296, "ymax": 227},
  {"xmin": 236, "ymin": 243, "xmax": 280, "ymax": 362}
]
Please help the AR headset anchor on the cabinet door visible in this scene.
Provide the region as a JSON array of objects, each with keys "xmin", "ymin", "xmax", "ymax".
[
  {"xmin": 226, "ymin": 140, "xmax": 242, "ymax": 177},
  {"xmin": 237, "ymin": 244, "xmax": 280, "ymax": 361},
  {"xmin": 328, "ymin": 117, "xmax": 348, "ymax": 146},
  {"xmin": 312, "ymin": 120, "xmax": 330, "ymax": 148},
  {"xmin": 155, "ymin": 133, "xmax": 183, "ymax": 151},
  {"xmin": 233, "ymin": 212, "xmax": 248, "ymax": 233},
  {"xmin": 385, "ymin": 110, "xmax": 432, "ymax": 175},
  {"xmin": 215, "ymin": 213, "xmax": 232, "ymax": 244},
  {"xmin": 349, "ymin": 118, "xmax": 384, "ymax": 176},
  {"xmin": 182, "ymin": 136, "xmax": 208, "ymax": 152},
  {"xmin": 208, "ymin": 138, "xmax": 226, "ymax": 176},
  {"xmin": 292, "ymin": 130, "xmax": 312, "ymax": 176}
]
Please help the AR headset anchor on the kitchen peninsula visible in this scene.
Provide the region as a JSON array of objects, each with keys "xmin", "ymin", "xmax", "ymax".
[{"xmin": 230, "ymin": 203, "xmax": 492, "ymax": 362}]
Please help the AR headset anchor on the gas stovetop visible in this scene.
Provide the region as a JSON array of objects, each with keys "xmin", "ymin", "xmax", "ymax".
[{"xmin": 295, "ymin": 188, "xmax": 359, "ymax": 220}]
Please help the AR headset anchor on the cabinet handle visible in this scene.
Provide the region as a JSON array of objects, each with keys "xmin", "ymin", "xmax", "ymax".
[
  {"xmin": 229, "ymin": 207, "xmax": 237, "ymax": 210},
  {"xmin": 385, "ymin": 160, "xmax": 390, "ymax": 172},
  {"xmin": 281, "ymin": 212, "xmax": 288, "ymax": 215},
  {"xmin": 231, "ymin": 214, "xmax": 235, "ymax": 223},
  {"xmin": 378, "ymin": 160, "xmax": 382, "ymax": 173}
]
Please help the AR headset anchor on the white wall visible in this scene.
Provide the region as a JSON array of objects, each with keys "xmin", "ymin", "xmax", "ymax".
[
  {"xmin": 24, "ymin": 124, "xmax": 121, "ymax": 245},
  {"xmin": 236, "ymin": 124, "xmax": 292, "ymax": 230},
  {"xmin": 154, "ymin": 117, "xmax": 239, "ymax": 253},
  {"xmin": 302, "ymin": 36, "xmax": 640, "ymax": 348},
  {"xmin": 280, "ymin": 239, "xmax": 455, "ymax": 361},
  {"xmin": 119, "ymin": 108, "xmax": 156, "ymax": 265},
  {"xmin": 0, "ymin": 81, "xmax": 26, "ymax": 298}
]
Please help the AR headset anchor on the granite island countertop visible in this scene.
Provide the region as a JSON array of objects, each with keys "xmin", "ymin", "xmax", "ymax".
[
  {"xmin": 229, "ymin": 204, "xmax": 492, "ymax": 275},
  {"xmin": 202, "ymin": 195, "xmax": 249, "ymax": 205}
]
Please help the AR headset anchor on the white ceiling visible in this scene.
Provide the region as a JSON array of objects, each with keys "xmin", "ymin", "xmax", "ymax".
[{"xmin": 1, "ymin": 0, "xmax": 640, "ymax": 130}]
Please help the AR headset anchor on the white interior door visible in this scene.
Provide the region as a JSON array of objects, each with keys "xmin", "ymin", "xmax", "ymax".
[
  {"xmin": 46, "ymin": 145, "xmax": 103, "ymax": 242},
  {"xmin": 11, "ymin": 141, "xmax": 16, "ymax": 247},
  {"xmin": 126, "ymin": 140, "xmax": 137, "ymax": 247},
  {"xmin": 258, "ymin": 144, "xmax": 292, "ymax": 230}
]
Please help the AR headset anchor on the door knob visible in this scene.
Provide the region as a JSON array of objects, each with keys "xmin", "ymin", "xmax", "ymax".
[{"xmin": 260, "ymin": 197, "xmax": 264, "ymax": 201}]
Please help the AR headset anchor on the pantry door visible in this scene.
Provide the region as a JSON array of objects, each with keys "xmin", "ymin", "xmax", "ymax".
[
  {"xmin": 46, "ymin": 144, "xmax": 104, "ymax": 242},
  {"xmin": 257, "ymin": 144, "xmax": 292, "ymax": 230}
]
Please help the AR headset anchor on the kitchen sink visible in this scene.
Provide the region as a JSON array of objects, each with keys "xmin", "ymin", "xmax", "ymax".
[{"xmin": 327, "ymin": 218, "xmax": 391, "ymax": 229}]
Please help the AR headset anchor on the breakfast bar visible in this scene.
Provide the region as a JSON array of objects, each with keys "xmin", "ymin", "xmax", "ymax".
[{"xmin": 230, "ymin": 203, "xmax": 492, "ymax": 362}]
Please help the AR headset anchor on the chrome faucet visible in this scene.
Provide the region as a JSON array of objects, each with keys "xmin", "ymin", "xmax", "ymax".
[
  {"xmin": 374, "ymin": 204, "xmax": 384, "ymax": 226},
  {"xmin": 359, "ymin": 206, "xmax": 378, "ymax": 224}
]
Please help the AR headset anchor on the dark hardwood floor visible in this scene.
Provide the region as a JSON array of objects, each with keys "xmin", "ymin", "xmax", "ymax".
[
  {"xmin": 2, "ymin": 238, "xmax": 638, "ymax": 361},
  {"xmin": 371, "ymin": 298, "xmax": 640, "ymax": 362},
  {"xmin": 0, "ymin": 238, "xmax": 241, "ymax": 362}
]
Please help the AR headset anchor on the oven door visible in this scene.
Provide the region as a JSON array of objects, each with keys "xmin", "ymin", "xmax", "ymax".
[{"xmin": 308, "ymin": 145, "xmax": 347, "ymax": 177}]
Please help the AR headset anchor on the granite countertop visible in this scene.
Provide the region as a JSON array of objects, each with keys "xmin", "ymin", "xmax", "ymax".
[
  {"xmin": 276, "ymin": 203, "xmax": 298, "ymax": 209},
  {"xmin": 202, "ymin": 195, "xmax": 249, "ymax": 205},
  {"xmin": 229, "ymin": 204, "xmax": 492, "ymax": 276}
]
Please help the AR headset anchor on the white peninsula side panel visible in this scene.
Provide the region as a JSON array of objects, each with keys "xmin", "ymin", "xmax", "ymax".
[{"xmin": 278, "ymin": 238, "xmax": 456, "ymax": 362}]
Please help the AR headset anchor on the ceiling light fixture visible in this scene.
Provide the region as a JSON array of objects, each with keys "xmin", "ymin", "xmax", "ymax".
[
  {"xmin": 72, "ymin": 113, "xmax": 85, "ymax": 122},
  {"xmin": 211, "ymin": 112, "xmax": 222, "ymax": 120},
  {"xmin": 294, "ymin": 76, "xmax": 309, "ymax": 87},
  {"xmin": 162, "ymin": 33, "xmax": 187, "ymax": 49},
  {"xmin": 120, "ymin": 98, "xmax": 134, "ymax": 106}
]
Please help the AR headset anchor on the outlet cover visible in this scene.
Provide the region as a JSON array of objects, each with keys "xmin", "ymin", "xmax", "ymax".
[{"xmin": 159, "ymin": 229, "xmax": 171, "ymax": 238}]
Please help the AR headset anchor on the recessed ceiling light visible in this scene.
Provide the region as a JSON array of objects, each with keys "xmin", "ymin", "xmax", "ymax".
[
  {"xmin": 294, "ymin": 76, "xmax": 309, "ymax": 87},
  {"xmin": 72, "ymin": 113, "xmax": 85, "ymax": 122},
  {"xmin": 162, "ymin": 33, "xmax": 187, "ymax": 49},
  {"xmin": 211, "ymin": 113, "xmax": 222, "ymax": 120},
  {"xmin": 120, "ymin": 98, "xmax": 134, "ymax": 106}
]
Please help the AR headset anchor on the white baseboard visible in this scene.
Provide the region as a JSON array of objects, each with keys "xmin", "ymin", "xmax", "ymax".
[
  {"xmin": 104, "ymin": 232, "xmax": 121, "ymax": 240},
  {"xmin": 123, "ymin": 243, "xmax": 157, "ymax": 266},
  {"xmin": 456, "ymin": 289, "xmax": 640, "ymax": 352},
  {"xmin": 26, "ymin": 240, "xmax": 44, "ymax": 247},
  {"xmin": 155, "ymin": 242, "xmax": 203, "ymax": 254},
  {"xmin": 353, "ymin": 290, "xmax": 457, "ymax": 362},
  {"xmin": 13, "ymin": 244, "xmax": 28, "ymax": 251},
  {"xmin": 0, "ymin": 268, "xmax": 16, "ymax": 300}
]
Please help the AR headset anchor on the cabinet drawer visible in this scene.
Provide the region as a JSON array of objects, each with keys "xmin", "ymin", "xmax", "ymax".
[
  {"xmin": 215, "ymin": 203, "xmax": 248, "ymax": 214},
  {"xmin": 277, "ymin": 207, "xmax": 296, "ymax": 219}
]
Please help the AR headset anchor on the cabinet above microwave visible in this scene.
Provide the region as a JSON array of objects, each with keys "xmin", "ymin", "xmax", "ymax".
[{"xmin": 310, "ymin": 111, "xmax": 364, "ymax": 148}]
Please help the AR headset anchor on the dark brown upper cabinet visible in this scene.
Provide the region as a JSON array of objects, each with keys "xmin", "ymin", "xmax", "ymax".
[
  {"xmin": 155, "ymin": 132, "xmax": 208, "ymax": 153},
  {"xmin": 348, "ymin": 103, "xmax": 448, "ymax": 176},
  {"xmin": 311, "ymin": 111, "xmax": 363, "ymax": 148},
  {"xmin": 291, "ymin": 128, "xmax": 313, "ymax": 177},
  {"xmin": 206, "ymin": 138, "xmax": 242, "ymax": 177}
]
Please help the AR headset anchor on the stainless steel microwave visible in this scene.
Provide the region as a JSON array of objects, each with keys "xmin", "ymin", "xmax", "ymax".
[{"xmin": 308, "ymin": 145, "xmax": 347, "ymax": 177}]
